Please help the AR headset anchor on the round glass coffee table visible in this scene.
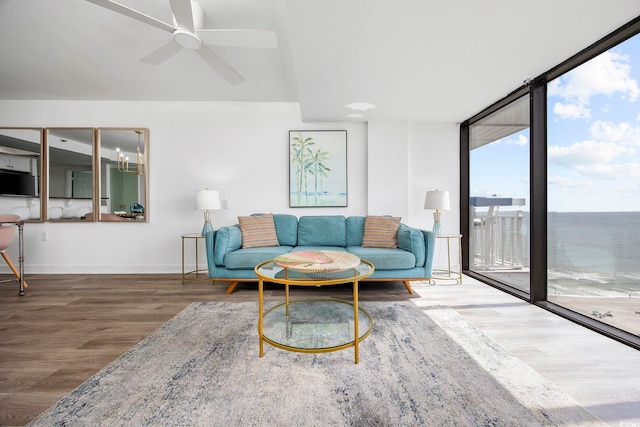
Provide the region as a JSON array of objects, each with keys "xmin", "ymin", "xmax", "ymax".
[{"xmin": 255, "ymin": 250, "xmax": 374, "ymax": 364}]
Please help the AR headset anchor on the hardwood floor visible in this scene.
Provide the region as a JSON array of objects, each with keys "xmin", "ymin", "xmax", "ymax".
[
  {"xmin": 0, "ymin": 274, "xmax": 638, "ymax": 426},
  {"xmin": 0, "ymin": 274, "xmax": 417, "ymax": 426}
]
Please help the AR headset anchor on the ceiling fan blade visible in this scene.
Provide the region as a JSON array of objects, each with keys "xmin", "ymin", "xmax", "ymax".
[
  {"xmin": 140, "ymin": 40, "xmax": 183, "ymax": 65},
  {"xmin": 169, "ymin": 0, "xmax": 195, "ymax": 32},
  {"xmin": 196, "ymin": 29, "xmax": 277, "ymax": 48},
  {"xmin": 85, "ymin": 0, "xmax": 175, "ymax": 33},
  {"xmin": 197, "ymin": 46, "xmax": 244, "ymax": 85}
]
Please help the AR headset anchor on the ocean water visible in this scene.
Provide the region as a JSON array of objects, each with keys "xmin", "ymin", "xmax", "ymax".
[{"xmin": 547, "ymin": 212, "xmax": 640, "ymax": 297}]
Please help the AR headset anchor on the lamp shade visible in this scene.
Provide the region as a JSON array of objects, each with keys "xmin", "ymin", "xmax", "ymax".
[
  {"xmin": 424, "ymin": 190, "xmax": 450, "ymax": 211},
  {"xmin": 195, "ymin": 189, "xmax": 221, "ymax": 210}
]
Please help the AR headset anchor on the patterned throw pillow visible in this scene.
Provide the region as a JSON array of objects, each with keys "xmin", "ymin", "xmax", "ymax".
[
  {"xmin": 361, "ymin": 215, "xmax": 401, "ymax": 248},
  {"xmin": 238, "ymin": 213, "xmax": 279, "ymax": 249}
]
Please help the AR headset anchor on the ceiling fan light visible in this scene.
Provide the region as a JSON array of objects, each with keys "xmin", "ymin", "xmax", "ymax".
[{"xmin": 173, "ymin": 29, "xmax": 202, "ymax": 50}]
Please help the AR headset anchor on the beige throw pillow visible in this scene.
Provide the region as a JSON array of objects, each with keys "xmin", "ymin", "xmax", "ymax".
[
  {"xmin": 361, "ymin": 215, "xmax": 401, "ymax": 248},
  {"xmin": 238, "ymin": 213, "xmax": 279, "ymax": 249}
]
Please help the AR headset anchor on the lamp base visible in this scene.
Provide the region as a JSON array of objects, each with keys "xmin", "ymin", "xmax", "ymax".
[
  {"xmin": 201, "ymin": 220, "xmax": 213, "ymax": 236},
  {"xmin": 201, "ymin": 210, "xmax": 213, "ymax": 236},
  {"xmin": 432, "ymin": 210, "xmax": 444, "ymax": 236},
  {"xmin": 432, "ymin": 221, "xmax": 443, "ymax": 236}
]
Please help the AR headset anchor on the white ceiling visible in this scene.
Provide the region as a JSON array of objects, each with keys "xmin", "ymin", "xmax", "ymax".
[{"xmin": 1, "ymin": 0, "xmax": 639, "ymax": 123}]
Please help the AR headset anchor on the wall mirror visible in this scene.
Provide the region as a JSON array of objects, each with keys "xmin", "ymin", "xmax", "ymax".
[
  {"xmin": 47, "ymin": 128, "xmax": 95, "ymax": 221},
  {"xmin": 0, "ymin": 127, "xmax": 149, "ymax": 223},
  {"xmin": 0, "ymin": 128, "xmax": 43, "ymax": 220},
  {"xmin": 98, "ymin": 128, "xmax": 148, "ymax": 222}
]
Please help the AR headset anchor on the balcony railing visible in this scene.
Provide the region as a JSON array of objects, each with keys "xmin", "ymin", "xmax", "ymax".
[{"xmin": 469, "ymin": 197, "xmax": 529, "ymax": 270}]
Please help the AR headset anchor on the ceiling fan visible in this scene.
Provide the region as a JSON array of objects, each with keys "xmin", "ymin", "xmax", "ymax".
[{"xmin": 86, "ymin": 0, "xmax": 277, "ymax": 85}]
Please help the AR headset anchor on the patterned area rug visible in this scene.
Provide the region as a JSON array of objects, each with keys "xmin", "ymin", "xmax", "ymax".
[{"xmin": 29, "ymin": 301, "xmax": 603, "ymax": 426}]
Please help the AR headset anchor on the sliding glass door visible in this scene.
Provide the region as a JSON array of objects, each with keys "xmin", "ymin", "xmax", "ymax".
[{"xmin": 468, "ymin": 95, "xmax": 531, "ymax": 293}]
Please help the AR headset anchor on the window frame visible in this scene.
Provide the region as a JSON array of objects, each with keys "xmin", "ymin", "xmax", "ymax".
[{"xmin": 460, "ymin": 16, "xmax": 640, "ymax": 350}]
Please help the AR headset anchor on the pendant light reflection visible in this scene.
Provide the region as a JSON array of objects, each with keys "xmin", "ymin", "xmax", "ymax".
[{"xmin": 116, "ymin": 130, "xmax": 144, "ymax": 175}]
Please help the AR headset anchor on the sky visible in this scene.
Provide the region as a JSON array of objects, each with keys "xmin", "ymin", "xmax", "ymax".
[{"xmin": 471, "ymin": 33, "xmax": 640, "ymax": 212}]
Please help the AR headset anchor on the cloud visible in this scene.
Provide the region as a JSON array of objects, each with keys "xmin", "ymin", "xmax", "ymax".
[
  {"xmin": 505, "ymin": 134, "xmax": 529, "ymax": 146},
  {"xmin": 514, "ymin": 134, "xmax": 528, "ymax": 146},
  {"xmin": 548, "ymin": 139, "xmax": 640, "ymax": 179},
  {"xmin": 548, "ymin": 175, "xmax": 591, "ymax": 188},
  {"xmin": 575, "ymin": 162, "xmax": 640, "ymax": 178},
  {"xmin": 548, "ymin": 50, "xmax": 640, "ymax": 119},
  {"xmin": 553, "ymin": 101, "xmax": 590, "ymax": 119},
  {"xmin": 548, "ymin": 140, "xmax": 633, "ymax": 167},
  {"xmin": 549, "ymin": 121, "xmax": 640, "ymax": 180},
  {"xmin": 590, "ymin": 120, "xmax": 640, "ymax": 145}
]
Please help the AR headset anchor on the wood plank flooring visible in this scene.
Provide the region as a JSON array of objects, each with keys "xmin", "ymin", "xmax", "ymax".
[
  {"xmin": 0, "ymin": 274, "xmax": 417, "ymax": 426},
  {"xmin": 0, "ymin": 274, "xmax": 638, "ymax": 426}
]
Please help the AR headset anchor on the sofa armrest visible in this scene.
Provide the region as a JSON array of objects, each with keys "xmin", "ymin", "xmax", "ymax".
[
  {"xmin": 397, "ymin": 224, "xmax": 426, "ymax": 266},
  {"xmin": 420, "ymin": 229, "xmax": 435, "ymax": 277},
  {"xmin": 213, "ymin": 225, "xmax": 242, "ymax": 266},
  {"xmin": 205, "ymin": 229, "xmax": 217, "ymax": 278}
]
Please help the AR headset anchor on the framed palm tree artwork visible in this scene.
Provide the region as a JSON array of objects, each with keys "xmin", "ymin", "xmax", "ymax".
[{"xmin": 289, "ymin": 130, "xmax": 347, "ymax": 207}]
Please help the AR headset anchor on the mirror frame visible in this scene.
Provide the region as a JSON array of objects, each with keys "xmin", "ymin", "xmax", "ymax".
[
  {"xmin": 97, "ymin": 128, "xmax": 149, "ymax": 222},
  {"xmin": 0, "ymin": 127, "xmax": 44, "ymax": 221},
  {"xmin": 45, "ymin": 127, "xmax": 96, "ymax": 222}
]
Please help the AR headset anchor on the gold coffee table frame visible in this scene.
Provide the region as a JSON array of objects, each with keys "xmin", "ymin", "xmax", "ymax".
[{"xmin": 255, "ymin": 254, "xmax": 374, "ymax": 364}]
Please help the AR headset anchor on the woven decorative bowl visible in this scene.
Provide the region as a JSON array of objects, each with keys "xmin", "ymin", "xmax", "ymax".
[{"xmin": 274, "ymin": 250, "xmax": 361, "ymax": 273}]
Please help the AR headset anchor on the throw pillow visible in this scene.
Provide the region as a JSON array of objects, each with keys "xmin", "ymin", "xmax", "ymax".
[
  {"xmin": 238, "ymin": 213, "xmax": 279, "ymax": 249},
  {"xmin": 361, "ymin": 215, "xmax": 401, "ymax": 248}
]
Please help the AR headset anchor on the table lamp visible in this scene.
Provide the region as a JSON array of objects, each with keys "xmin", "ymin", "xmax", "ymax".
[
  {"xmin": 424, "ymin": 190, "xmax": 450, "ymax": 236},
  {"xmin": 195, "ymin": 189, "xmax": 221, "ymax": 236}
]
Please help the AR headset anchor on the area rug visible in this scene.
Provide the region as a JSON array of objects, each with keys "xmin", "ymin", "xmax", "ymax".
[{"xmin": 29, "ymin": 301, "xmax": 603, "ymax": 426}]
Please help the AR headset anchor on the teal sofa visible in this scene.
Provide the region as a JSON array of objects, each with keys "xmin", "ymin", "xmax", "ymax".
[{"xmin": 205, "ymin": 214, "xmax": 435, "ymax": 294}]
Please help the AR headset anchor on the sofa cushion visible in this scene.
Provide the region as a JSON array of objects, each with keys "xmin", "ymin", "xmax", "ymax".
[
  {"xmin": 297, "ymin": 215, "xmax": 347, "ymax": 246},
  {"xmin": 238, "ymin": 213, "xmax": 279, "ymax": 249},
  {"xmin": 214, "ymin": 225, "xmax": 243, "ymax": 266},
  {"xmin": 362, "ymin": 215, "xmax": 401, "ymax": 248},
  {"xmin": 224, "ymin": 246, "xmax": 293, "ymax": 269},
  {"xmin": 346, "ymin": 247, "xmax": 416, "ymax": 269},
  {"xmin": 346, "ymin": 216, "xmax": 365, "ymax": 246},
  {"xmin": 397, "ymin": 224, "xmax": 426, "ymax": 267},
  {"xmin": 292, "ymin": 246, "xmax": 348, "ymax": 254},
  {"xmin": 273, "ymin": 214, "xmax": 298, "ymax": 246}
]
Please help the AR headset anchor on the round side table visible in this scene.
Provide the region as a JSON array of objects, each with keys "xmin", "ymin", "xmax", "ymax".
[
  {"xmin": 431, "ymin": 234, "xmax": 463, "ymax": 284},
  {"xmin": 181, "ymin": 233, "xmax": 210, "ymax": 284}
]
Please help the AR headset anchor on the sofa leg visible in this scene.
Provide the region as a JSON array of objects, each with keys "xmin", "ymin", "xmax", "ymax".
[
  {"xmin": 402, "ymin": 280, "xmax": 414, "ymax": 294},
  {"xmin": 226, "ymin": 281, "xmax": 239, "ymax": 295}
]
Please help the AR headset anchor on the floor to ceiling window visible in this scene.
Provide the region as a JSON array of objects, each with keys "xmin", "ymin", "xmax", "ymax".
[
  {"xmin": 546, "ymin": 33, "xmax": 640, "ymax": 337},
  {"xmin": 468, "ymin": 95, "xmax": 531, "ymax": 293},
  {"xmin": 462, "ymin": 17, "xmax": 640, "ymax": 348}
]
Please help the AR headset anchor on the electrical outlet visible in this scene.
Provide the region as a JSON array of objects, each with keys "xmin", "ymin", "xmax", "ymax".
[
  {"xmin": 41, "ymin": 232, "xmax": 48, "ymax": 241},
  {"xmin": 223, "ymin": 200, "xmax": 230, "ymax": 209}
]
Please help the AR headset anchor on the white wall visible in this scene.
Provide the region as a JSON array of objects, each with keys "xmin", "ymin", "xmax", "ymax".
[
  {"xmin": 367, "ymin": 121, "xmax": 409, "ymax": 218},
  {"xmin": 408, "ymin": 123, "xmax": 460, "ymax": 231},
  {"xmin": 0, "ymin": 101, "xmax": 460, "ymax": 274},
  {"xmin": 408, "ymin": 122, "xmax": 461, "ymax": 269},
  {"xmin": 0, "ymin": 101, "xmax": 368, "ymax": 273}
]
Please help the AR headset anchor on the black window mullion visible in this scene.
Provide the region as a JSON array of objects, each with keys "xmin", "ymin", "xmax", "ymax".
[
  {"xmin": 529, "ymin": 80, "xmax": 547, "ymax": 302},
  {"xmin": 459, "ymin": 123, "xmax": 470, "ymax": 271}
]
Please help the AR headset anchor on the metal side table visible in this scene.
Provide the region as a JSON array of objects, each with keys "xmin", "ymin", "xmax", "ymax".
[
  {"xmin": 431, "ymin": 234, "xmax": 463, "ymax": 284},
  {"xmin": 181, "ymin": 233, "xmax": 210, "ymax": 284}
]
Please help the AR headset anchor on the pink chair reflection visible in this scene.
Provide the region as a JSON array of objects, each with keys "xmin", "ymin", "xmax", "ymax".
[{"xmin": 0, "ymin": 214, "xmax": 28, "ymax": 295}]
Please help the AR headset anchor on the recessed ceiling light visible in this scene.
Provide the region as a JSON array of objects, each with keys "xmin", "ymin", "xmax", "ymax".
[{"xmin": 343, "ymin": 102, "xmax": 376, "ymax": 111}]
